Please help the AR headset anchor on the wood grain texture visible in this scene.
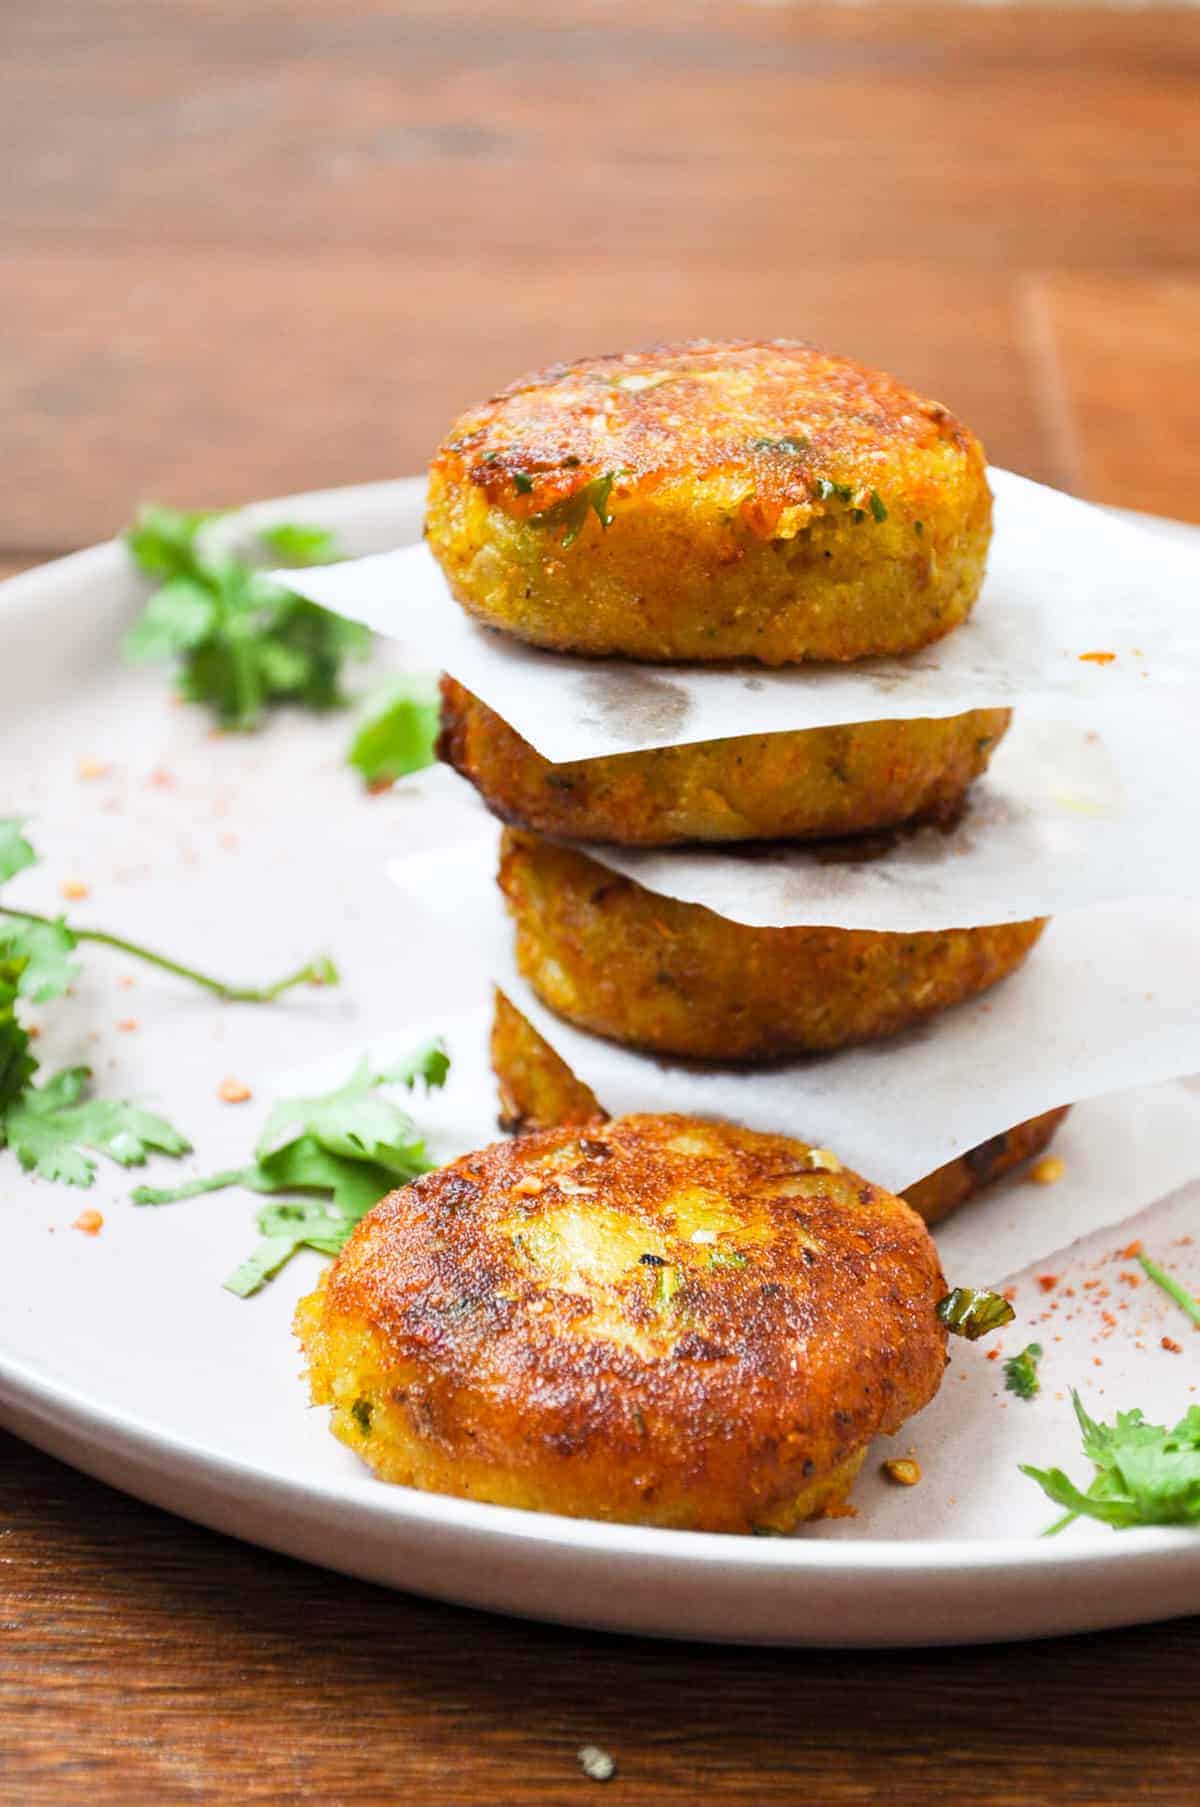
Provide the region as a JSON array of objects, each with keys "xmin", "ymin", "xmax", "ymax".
[
  {"xmin": 3, "ymin": 3, "xmax": 1200, "ymax": 545},
  {"xmin": 3, "ymin": 1431, "xmax": 1200, "ymax": 1807},
  {"xmin": 4, "ymin": 4, "xmax": 1200, "ymax": 1801}
]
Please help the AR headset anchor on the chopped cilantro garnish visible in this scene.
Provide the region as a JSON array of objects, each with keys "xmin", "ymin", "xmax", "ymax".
[
  {"xmin": 348, "ymin": 681, "xmax": 439, "ymax": 788},
  {"xmin": 512, "ymin": 471, "xmax": 535, "ymax": 495},
  {"xmin": 532, "ymin": 473, "xmax": 619, "ymax": 548},
  {"xmin": 1003, "ymin": 1342, "xmax": 1043, "ymax": 1401},
  {"xmin": 133, "ymin": 1041, "xmax": 450, "ymax": 1296},
  {"xmin": 813, "ymin": 477, "xmax": 854, "ymax": 504},
  {"xmin": 869, "ymin": 491, "xmax": 888, "ymax": 523},
  {"xmin": 124, "ymin": 506, "xmax": 370, "ymax": 731},
  {"xmin": 1021, "ymin": 1391, "xmax": 1200, "ymax": 1531},
  {"xmin": 708, "ymin": 1247, "xmax": 748, "ymax": 1270},
  {"xmin": 751, "ymin": 435, "xmax": 809, "ymax": 455},
  {"xmin": 936, "ymin": 1287, "xmax": 1016, "ymax": 1340}
]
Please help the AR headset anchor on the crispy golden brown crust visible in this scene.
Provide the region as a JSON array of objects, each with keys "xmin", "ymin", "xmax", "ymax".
[
  {"xmin": 492, "ymin": 986, "xmax": 607, "ymax": 1134},
  {"xmin": 439, "ymin": 677, "xmax": 1011, "ymax": 846},
  {"xmin": 902, "ymin": 1108, "xmax": 1070, "ymax": 1226},
  {"xmin": 499, "ymin": 829, "xmax": 1047, "ymax": 1062},
  {"xmin": 425, "ymin": 340, "xmax": 992, "ymax": 664},
  {"xmin": 491, "ymin": 989, "xmax": 1069, "ymax": 1227},
  {"xmin": 295, "ymin": 1113, "xmax": 948, "ymax": 1532}
]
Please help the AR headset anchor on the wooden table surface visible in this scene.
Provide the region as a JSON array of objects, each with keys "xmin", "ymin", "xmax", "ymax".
[{"xmin": 3, "ymin": 3, "xmax": 1200, "ymax": 1801}]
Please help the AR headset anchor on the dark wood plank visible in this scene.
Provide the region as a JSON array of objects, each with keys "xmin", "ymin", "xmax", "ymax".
[
  {"xmin": 3, "ymin": 3, "xmax": 1199, "ymax": 270},
  {"xmin": 1, "ymin": 1432, "xmax": 1197, "ymax": 1807}
]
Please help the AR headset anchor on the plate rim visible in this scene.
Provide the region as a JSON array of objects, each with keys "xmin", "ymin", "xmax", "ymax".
[{"xmin": 2, "ymin": 476, "xmax": 1198, "ymax": 1611}]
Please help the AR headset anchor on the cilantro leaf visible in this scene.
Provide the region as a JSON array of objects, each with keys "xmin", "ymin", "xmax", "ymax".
[
  {"xmin": 125, "ymin": 505, "xmax": 223, "ymax": 580},
  {"xmin": 123, "ymin": 577, "xmax": 218, "ymax": 661},
  {"xmin": 532, "ymin": 472, "xmax": 619, "ymax": 548},
  {"xmin": 133, "ymin": 1041, "xmax": 450, "ymax": 1295},
  {"xmin": 1003, "ymin": 1342, "xmax": 1043, "ymax": 1401},
  {"xmin": 1, "ymin": 915, "xmax": 78, "ymax": 1002},
  {"xmin": 123, "ymin": 506, "xmax": 369, "ymax": 731},
  {"xmin": 1021, "ymin": 1391, "xmax": 1200, "ymax": 1531},
  {"xmin": 0, "ymin": 998, "xmax": 36, "ymax": 1115},
  {"xmin": 936, "ymin": 1287, "xmax": 1016, "ymax": 1340},
  {"xmin": 383, "ymin": 1037, "xmax": 451, "ymax": 1092},
  {"xmin": 258, "ymin": 523, "xmax": 340, "ymax": 567},
  {"xmin": 348, "ymin": 683, "xmax": 439, "ymax": 788},
  {"xmin": 2, "ymin": 1065, "xmax": 191, "ymax": 1187},
  {"xmin": 0, "ymin": 820, "xmax": 38, "ymax": 886}
]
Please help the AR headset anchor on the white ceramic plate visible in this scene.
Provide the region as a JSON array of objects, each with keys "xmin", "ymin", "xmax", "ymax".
[{"xmin": 2, "ymin": 479, "xmax": 1199, "ymax": 1647}]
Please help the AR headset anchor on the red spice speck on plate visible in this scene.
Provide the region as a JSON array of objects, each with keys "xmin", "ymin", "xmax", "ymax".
[
  {"xmin": 1036, "ymin": 1274, "xmax": 1059, "ymax": 1293},
  {"xmin": 72, "ymin": 1209, "xmax": 104, "ymax": 1236},
  {"xmin": 1162, "ymin": 1337, "xmax": 1183, "ymax": 1355},
  {"xmin": 1079, "ymin": 650, "xmax": 1116, "ymax": 665}
]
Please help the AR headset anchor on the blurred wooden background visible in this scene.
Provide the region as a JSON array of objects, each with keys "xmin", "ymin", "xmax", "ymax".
[
  {"xmin": 3, "ymin": 0, "xmax": 1200, "ymax": 567},
  {"xmin": 3, "ymin": 4, "xmax": 1200, "ymax": 1803}
]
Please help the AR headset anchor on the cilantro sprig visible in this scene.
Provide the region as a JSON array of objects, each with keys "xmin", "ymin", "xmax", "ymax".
[
  {"xmin": 132, "ymin": 1040, "xmax": 450, "ymax": 1296},
  {"xmin": 1022, "ymin": 1392, "xmax": 1200, "ymax": 1531},
  {"xmin": 348, "ymin": 681, "xmax": 439, "ymax": 789},
  {"xmin": 0, "ymin": 822, "xmax": 336, "ymax": 1009},
  {"xmin": 124, "ymin": 506, "xmax": 370, "ymax": 730},
  {"xmin": 0, "ymin": 820, "xmax": 339, "ymax": 1186}
]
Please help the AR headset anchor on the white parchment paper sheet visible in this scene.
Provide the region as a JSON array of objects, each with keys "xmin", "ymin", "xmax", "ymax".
[
  {"xmin": 278, "ymin": 468, "xmax": 1200, "ymax": 763},
  {"xmin": 384, "ymin": 823, "xmax": 1200, "ymax": 1195},
  {"xmin": 563, "ymin": 707, "xmax": 1200, "ymax": 930}
]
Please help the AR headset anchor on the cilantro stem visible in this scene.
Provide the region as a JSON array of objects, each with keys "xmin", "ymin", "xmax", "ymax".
[
  {"xmin": 1136, "ymin": 1251, "xmax": 1200, "ymax": 1329},
  {"xmin": 0, "ymin": 906, "xmax": 336, "ymax": 1004},
  {"xmin": 132, "ymin": 1167, "xmax": 251, "ymax": 1206}
]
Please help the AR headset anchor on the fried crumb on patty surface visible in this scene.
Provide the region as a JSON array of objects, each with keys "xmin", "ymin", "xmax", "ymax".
[
  {"xmin": 425, "ymin": 339, "xmax": 992, "ymax": 664},
  {"xmin": 439, "ymin": 676, "xmax": 1010, "ymax": 846},
  {"xmin": 499, "ymin": 829, "xmax": 1047, "ymax": 1062},
  {"xmin": 295, "ymin": 1112, "xmax": 948, "ymax": 1532}
]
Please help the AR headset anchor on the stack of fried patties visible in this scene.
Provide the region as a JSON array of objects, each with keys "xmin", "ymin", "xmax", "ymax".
[{"xmin": 427, "ymin": 339, "xmax": 1065, "ymax": 1225}]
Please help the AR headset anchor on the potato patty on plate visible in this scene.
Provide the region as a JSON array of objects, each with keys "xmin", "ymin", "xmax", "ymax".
[
  {"xmin": 295, "ymin": 1113, "xmax": 948, "ymax": 1532},
  {"xmin": 902, "ymin": 1107, "xmax": 1070, "ymax": 1226},
  {"xmin": 490, "ymin": 987, "xmax": 1069, "ymax": 1226},
  {"xmin": 499, "ymin": 829, "xmax": 1047, "ymax": 1061},
  {"xmin": 439, "ymin": 676, "xmax": 1010, "ymax": 846},
  {"xmin": 425, "ymin": 339, "xmax": 992, "ymax": 664}
]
